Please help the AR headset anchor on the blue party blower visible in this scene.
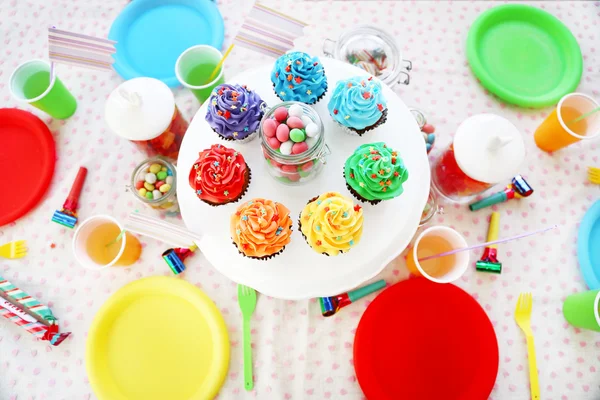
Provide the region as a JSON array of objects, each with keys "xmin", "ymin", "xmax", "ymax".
[{"xmin": 52, "ymin": 167, "xmax": 88, "ymax": 228}]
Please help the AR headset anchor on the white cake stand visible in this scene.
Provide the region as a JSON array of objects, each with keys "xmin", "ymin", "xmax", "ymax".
[{"xmin": 177, "ymin": 58, "xmax": 430, "ymax": 300}]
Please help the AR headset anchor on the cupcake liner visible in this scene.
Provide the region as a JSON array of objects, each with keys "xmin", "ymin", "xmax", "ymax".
[
  {"xmin": 200, "ymin": 165, "xmax": 252, "ymax": 207},
  {"xmin": 272, "ymin": 68, "xmax": 328, "ymax": 105},
  {"xmin": 342, "ymin": 167, "xmax": 382, "ymax": 205},
  {"xmin": 232, "ymin": 241, "xmax": 286, "ymax": 260},
  {"xmin": 213, "ymin": 127, "xmax": 259, "ymax": 144},
  {"xmin": 337, "ymin": 109, "xmax": 389, "ymax": 137},
  {"xmin": 231, "ymin": 221, "xmax": 293, "ymax": 260}
]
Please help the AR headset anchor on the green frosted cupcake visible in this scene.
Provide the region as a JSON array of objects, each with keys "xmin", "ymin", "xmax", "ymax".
[{"xmin": 344, "ymin": 142, "xmax": 409, "ymax": 205}]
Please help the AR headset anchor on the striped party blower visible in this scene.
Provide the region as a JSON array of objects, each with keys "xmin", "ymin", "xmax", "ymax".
[
  {"xmin": 0, "ymin": 276, "xmax": 71, "ymax": 346},
  {"xmin": 48, "ymin": 26, "xmax": 116, "ymax": 74},
  {"xmin": 233, "ymin": 2, "xmax": 308, "ymax": 57}
]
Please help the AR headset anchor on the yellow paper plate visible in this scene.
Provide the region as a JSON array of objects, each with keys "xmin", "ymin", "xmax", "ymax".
[{"xmin": 86, "ymin": 276, "xmax": 230, "ymax": 400}]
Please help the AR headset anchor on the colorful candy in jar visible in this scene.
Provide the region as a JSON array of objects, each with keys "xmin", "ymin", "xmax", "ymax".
[
  {"xmin": 346, "ymin": 49, "xmax": 388, "ymax": 78},
  {"xmin": 105, "ymin": 77, "xmax": 188, "ymax": 160},
  {"xmin": 132, "ymin": 158, "xmax": 178, "ymax": 211},
  {"xmin": 262, "ymin": 104, "xmax": 323, "ymax": 183}
]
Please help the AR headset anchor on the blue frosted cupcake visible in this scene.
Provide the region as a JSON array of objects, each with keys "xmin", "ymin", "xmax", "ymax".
[
  {"xmin": 327, "ymin": 76, "xmax": 388, "ymax": 136},
  {"xmin": 270, "ymin": 52, "xmax": 328, "ymax": 104}
]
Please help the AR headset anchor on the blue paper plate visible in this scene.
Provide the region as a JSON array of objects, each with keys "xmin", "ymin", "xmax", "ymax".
[
  {"xmin": 578, "ymin": 200, "xmax": 600, "ymax": 289},
  {"xmin": 109, "ymin": 0, "xmax": 224, "ymax": 87}
]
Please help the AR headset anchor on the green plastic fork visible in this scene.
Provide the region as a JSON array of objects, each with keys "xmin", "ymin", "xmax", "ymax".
[{"xmin": 237, "ymin": 284, "xmax": 257, "ymax": 391}]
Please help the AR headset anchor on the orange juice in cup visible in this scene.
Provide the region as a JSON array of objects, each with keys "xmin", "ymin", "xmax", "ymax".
[
  {"xmin": 534, "ymin": 93, "xmax": 600, "ymax": 152},
  {"xmin": 73, "ymin": 215, "xmax": 142, "ymax": 269},
  {"xmin": 406, "ymin": 226, "xmax": 469, "ymax": 283}
]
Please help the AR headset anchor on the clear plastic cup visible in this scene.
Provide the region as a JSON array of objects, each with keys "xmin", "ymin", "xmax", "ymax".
[
  {"xmin": 73, "ymin": 215, "xmax": 142, "ymax": 270},
  {"xmin": 534, "ymin": 93, "xmax": 600, "ymax": 152},
  {"xmin": 9, "ymin": 59, "xmax": 77, "ymax": 119},
  {"xmin": 175, "ymin": 45, "xmax": 225, "ymax": 104},
  {"xmin": 405, "ymin": 226, "xmax": 469, "ymax": 283},
  {"xmin": 562, "ymin": 289, "xmax": 600, "ymax": 332}
]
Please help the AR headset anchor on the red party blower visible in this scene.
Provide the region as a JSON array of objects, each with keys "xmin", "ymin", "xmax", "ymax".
[{"xmin": 52, "ymin": 167, "xmax": 88, "ymax": 228}]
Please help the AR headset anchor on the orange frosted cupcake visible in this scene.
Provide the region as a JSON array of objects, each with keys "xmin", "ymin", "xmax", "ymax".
[{"xmin": 230, "ymin": 198, "xmax": 293, "ymax": 260}]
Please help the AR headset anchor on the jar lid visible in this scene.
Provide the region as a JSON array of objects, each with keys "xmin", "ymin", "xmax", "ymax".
[
  {"xmin": 454, "ymin": 114, "xmax": 525, "ymax": 184},
  {"xmin": 105, "ymin": 77, "xmax": 175, "ymax": 141},
  {"xmin": 334, "ymin": 25, "xmax": 402, "ymax": 86}
]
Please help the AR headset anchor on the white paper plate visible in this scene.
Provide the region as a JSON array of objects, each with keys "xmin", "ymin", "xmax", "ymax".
[{"xmin": 177, "ymin": 58, "xmax": 429, "ymax": 299}]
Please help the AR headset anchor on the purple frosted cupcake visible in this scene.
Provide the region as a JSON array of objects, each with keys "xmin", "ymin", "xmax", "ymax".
[{"xmin": 205, "ymin": 84, "xmax": 267, "ymax": 143}]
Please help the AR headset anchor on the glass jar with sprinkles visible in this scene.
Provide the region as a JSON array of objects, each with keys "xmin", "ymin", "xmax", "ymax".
[
  {"xmin": 323, "ymin": 25, "xmax": 412, "ymax": 87},
  {"xmin": 130, "ymin": 157, "xmax": 179, "ymax": 213},
  {"xmin": 260, "ymin": 101, "xmax": 330, "ymax": 185}
]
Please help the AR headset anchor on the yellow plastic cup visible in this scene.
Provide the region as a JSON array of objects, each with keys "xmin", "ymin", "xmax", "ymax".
[
  {"xmin": 534, "ymin": 93, "xmax": 600, "ymax": 152},
  {"xmin": 406, "ymin": 226, "xmax": 469, "ymax": 283},
  {"xmin": 73, "ymin": 215, "xmax": 142, "ymax": 269}
]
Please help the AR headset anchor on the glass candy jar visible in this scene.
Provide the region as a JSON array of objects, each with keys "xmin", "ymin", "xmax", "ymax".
[
  {"xmin": 260, "ymin": 102, "xmax": 330, "ymax": 185},
  {"xmin": 431, "ymin": 114, "xmax": 525, "ymax": 203},
  {"xmin": 131, "ymin": 157, "xmax": 179, "ymax": 212},
  {"xmin": 105, "ymin": 77, "xmax": 189, "ymax": 160},
  {"xmin": 323, "ymin": 25, "xmax": 412, "ymax": 87}
]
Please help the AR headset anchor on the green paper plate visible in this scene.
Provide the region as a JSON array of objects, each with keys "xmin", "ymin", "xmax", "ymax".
[{"xmin": 467, "ymin": 4, "xmax": 582, "ymax": 108}]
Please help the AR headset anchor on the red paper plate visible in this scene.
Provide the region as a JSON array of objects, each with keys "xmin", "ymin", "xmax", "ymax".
[
  {"xmin": 0, "ymin": 109, "xmax": 55, "ymax": 227},
  {"xmin": 354, "ymin": 278, "xmax": 499, "ymax": 400}
]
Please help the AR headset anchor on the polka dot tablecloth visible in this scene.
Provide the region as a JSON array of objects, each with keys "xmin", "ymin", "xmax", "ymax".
[{"xmin": 1, "ymin": 0, "xmax": 599, "ymax": 399}]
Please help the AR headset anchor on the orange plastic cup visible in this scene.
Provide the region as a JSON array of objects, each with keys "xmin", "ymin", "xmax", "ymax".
[
  {"xmin": 534, "ymin": 93, "xmax": 600, "ymax": 152},
  {"xmin": 73, "ymin": 215, "xmax": 142, "ymax": 270},
  {"xmin": 406, "ymin": 226, "xmax": 469, "ymax": 284}
]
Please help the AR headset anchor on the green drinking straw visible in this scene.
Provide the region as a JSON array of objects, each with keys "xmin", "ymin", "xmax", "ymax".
[
  {"xmin": 105, "ymin": 230, "xmax": 125, "ymax": 248},
  {"xmin": 566, "ymin": 106, "xmax": 600, "ymax": 126}
]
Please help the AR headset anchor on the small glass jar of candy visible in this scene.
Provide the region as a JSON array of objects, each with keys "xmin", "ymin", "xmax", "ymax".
[
  {"xmin": 105, "ymin": 77, "xmax": 189, "ymax": 160},
  {"xmin": 131, "ymin": 157, "xmax": 179, "ymax": 213},
  {"xmin": 260, "ymin": 102, "xmax": 330, "ymax": 185},
  {"xmin": 323, "ymin": 25, "xmax": 412, "ymax": 87}
]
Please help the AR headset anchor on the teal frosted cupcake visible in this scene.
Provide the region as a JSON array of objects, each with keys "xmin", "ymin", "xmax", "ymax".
[
  {"xmin": 271, "ymin": 52, "xmax": 328, "ymax": 104},
  {"xmin": 328, "ymin": 76, "xmax": 388, "ymax": 136},
  {"xmin": 344, "ymin": 142, "xmax": 408, "ymax": 205}
]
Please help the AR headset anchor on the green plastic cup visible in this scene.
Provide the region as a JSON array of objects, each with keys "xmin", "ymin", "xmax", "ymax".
[
  {"xmin": 9, "ymin": 60, "xmax": 77, "ymax": 119},
  {"xmin": 175, "ymin": 45, "xmax": 225, "ymax": 104},
  {"xmin": 562, "ymin": 289, "xmax": 600, "ymax": 331}
]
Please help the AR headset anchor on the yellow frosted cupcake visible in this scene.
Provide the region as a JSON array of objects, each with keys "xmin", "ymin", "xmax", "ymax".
[
  {"xmin": 231, "ymin": 198, "xmax": 293, "ymax": 260},
  {"xmin": 299, "ymin": 192, "xmax": 364, "ymax": 256}
]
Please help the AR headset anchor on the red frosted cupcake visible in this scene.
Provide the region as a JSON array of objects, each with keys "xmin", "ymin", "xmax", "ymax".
[{"xmin": 188, "ymin": 144, "xmax": 251, "ymax": 206}]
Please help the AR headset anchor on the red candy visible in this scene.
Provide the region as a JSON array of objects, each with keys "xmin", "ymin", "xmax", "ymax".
[
  {"xmin": 287, "ymin": 173, "xmax": 301, "ymax": 182},
  {"xmin": 135, "ymin": 180, "xmax": 145, "ymax": 190},
  {"xmin": 274, "ymin": 107, "xmax": 288, "ymax": 122},
  {"xmin": 267, "ymin": 137, "xmax": 281, "ymax": 150},
  {"xmin": 276, "ymin": 124, "xmax": 290, "ymax": 142},
  {"xmin": 286, "ymin": 116, "xmax": 304, "ymax": 129},
  {"xmin": 432, "ymin": 145, "xmax": 491, "ymax": 197},
  {"xmin": 300, "ymin": 160, "xmax": 314, "ymax": 171},
  {"xmin": 155, "ymin": 181, "xmax": 165, "ymax": 189},
  {"xmin": 422, "ymin": 124, "xmax": 435, "ymax": 134},
  {"xmin": 292, "ymin": 142, "xmax": 308, "ymax": 154},
  {"xmin": 263, "ymin": 119, "xmax": 278, "ymax": 138},
  {"xmin": 281, "ymin": 164, "xmax": 298, "ymax": 173}
]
